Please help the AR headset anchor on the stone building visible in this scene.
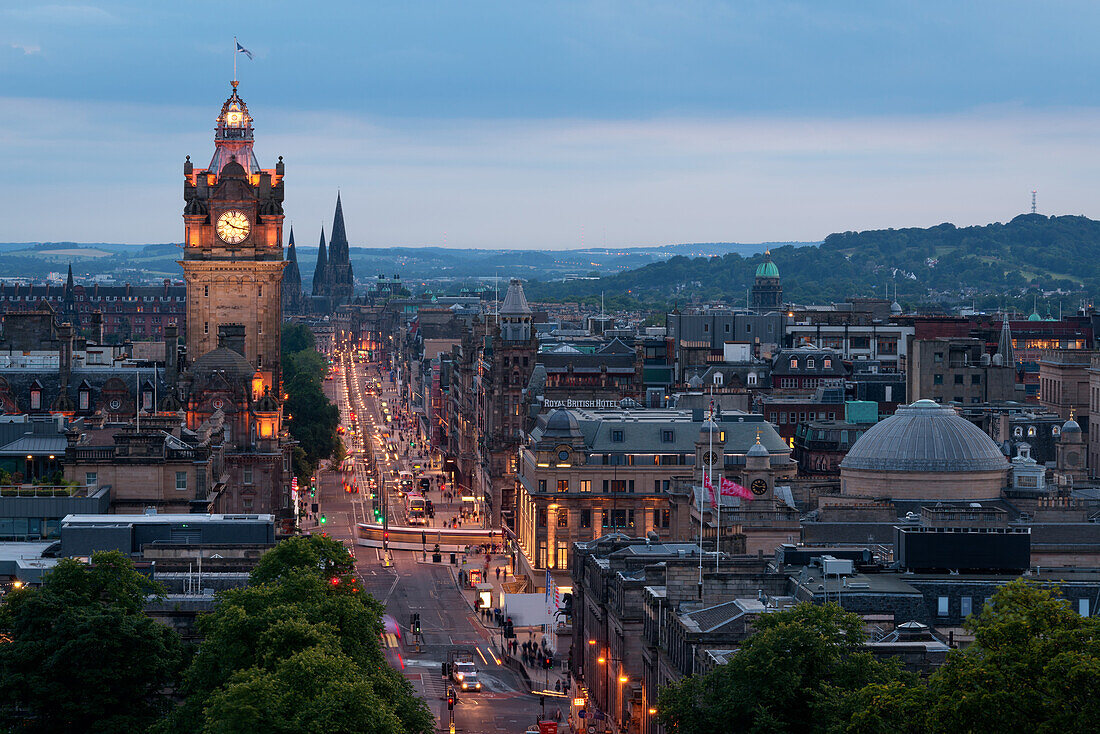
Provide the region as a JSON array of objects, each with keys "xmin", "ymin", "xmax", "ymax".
[
  {"xmin": 515, "ymin": 406, "xmax": 792, "ymax": 583},
  {"xmin": 750, "ymin": 250, "xmax": 783, "ymax": 312},
  {"xmin": 907, "ymin": 337, "xmax": 1017, "ymax": 404},
  {"xmin": 178, "ymin": 82, "xmax": 292, "ymax": 526}
]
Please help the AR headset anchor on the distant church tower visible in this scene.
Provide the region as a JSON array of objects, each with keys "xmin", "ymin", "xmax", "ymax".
[
  {"xmin": 751, "ymin": 250, "xmax": 782, "ymax": 312},
  {"xmin": 325, "ymin": 194, "xmax": 355, "ymax": 308},
  {"xmin": 281, "ymin": 227, "xmax": 304, "ymax": 314},
  {"xmin": 180, "ymin": 81, "xmax": 285, "ymax": 389}
]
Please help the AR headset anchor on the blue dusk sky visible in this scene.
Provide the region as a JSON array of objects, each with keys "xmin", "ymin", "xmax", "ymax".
[{"xmin": 3, "ymin": 1, "xmax": 1100, "ymax": 248}]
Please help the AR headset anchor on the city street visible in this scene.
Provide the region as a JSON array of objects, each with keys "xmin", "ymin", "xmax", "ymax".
[{"xmin": 315, "ymin": 348, "xmax": 568, "ymax": 733}]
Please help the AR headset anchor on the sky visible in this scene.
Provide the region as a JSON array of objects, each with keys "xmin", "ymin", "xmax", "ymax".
[{"xmin": 4, "ymin": 1, "xmax": 1100, "ymax": 249}]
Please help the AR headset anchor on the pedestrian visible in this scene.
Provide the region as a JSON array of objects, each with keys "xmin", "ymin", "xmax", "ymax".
[{"xmin": 495, "ymin": 567, "xmax": 501, "ymax": 580}]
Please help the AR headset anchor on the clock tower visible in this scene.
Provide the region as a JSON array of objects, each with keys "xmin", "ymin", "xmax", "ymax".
[{"xmin": 181, "ymin": 81, "xmax": 286, "ymax": 390}]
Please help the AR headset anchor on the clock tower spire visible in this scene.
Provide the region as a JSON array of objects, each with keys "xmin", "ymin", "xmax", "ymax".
[{"xmin": 181, "ymin": 81, "xmax": 286, "ymax": 389}]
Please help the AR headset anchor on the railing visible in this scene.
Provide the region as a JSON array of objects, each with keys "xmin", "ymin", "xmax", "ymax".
[{"xmin": 0, "ymin": 484, "xmax": 97, "ymax": 498}]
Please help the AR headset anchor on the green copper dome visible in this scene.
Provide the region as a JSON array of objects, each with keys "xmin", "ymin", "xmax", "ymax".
[
  {"xmin": 1028, "ymin": 311, "xmax": 1042, "ymax": 321},
  {"xmin": 755, "ymin": 250, "xmax": 779, "ymax": 279}
]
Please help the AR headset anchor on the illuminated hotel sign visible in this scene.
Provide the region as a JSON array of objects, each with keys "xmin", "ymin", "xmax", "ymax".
[{"xmin": 544, "ymin": 398, "xmax": 621, "ymax": 409}]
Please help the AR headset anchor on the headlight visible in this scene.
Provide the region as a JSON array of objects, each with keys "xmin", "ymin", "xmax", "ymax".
[
  {"xmin": 461, "ymin": 682, "xmax": 468, "ymax": 690},
  {"xmin": 455, "ymin": 673, "xmax": 464, "ymax": 681},
  {"xmin": 475, "ymin": 682, "xmax": 481, "ymax": 690}
]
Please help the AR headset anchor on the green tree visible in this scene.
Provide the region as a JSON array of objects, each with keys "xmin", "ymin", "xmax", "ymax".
[
  {"xmin": 165, "ymin": 543, "xmax": 433, "ymax": 734},
  {"xmin": 925, "ymin": 580, "xmax": 1100, "ymax": 733},
  {"xmin": 657, "ymin": 603, "xmax": 907, "ymax": 734},
  {"xmin": 0, "ymin": 551, "xmax": 182, "ymax": 734},
  {"xmin": 250, "ymin": 534, "xmax": 356, "ymax": 585}
]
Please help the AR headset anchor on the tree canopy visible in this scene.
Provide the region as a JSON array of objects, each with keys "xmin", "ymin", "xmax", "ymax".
[
  {"xmin": 282, "ymin": 323, "xmax": 341, "ymax": 484},
  {"xmin": 0, "ymin": 551, "xmax": 182, "ymax": 734},
  {"xmin": 163, "ymin": 536, "xmax": 433, "ymax": 734}
]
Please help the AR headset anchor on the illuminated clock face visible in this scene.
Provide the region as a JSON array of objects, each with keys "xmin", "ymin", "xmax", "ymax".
[
  {"xmin": 216, "ymin": 210, "xmax": 250, "ymax": 244},
  {"xmin": 751, "ymin": 479, "xmax": 768, "ymax": 496},
  {"xmin": 702, "ymin": 451, "xmax": 718, "ymax": 466},
  {"xmin": 227, "ymin": 111, "xmax": 242, "ymax": 126}
]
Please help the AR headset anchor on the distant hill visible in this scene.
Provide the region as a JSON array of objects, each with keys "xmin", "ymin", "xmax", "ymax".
[{"xmin": 527, "ymin": 214, "xmax": 1097, "ymax": 309}]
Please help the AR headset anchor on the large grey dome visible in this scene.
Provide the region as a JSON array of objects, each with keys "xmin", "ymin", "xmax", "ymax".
[
  {"xmin": 840, "ymin": 399, "xmax": 1009, "ymax": 473},
  {"xmin": 543, "ymin": 409, "xmax": 582, "ymax": 440}
]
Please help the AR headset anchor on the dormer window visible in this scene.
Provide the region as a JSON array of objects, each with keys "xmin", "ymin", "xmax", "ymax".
[
  {"xmin": 29, "ymin": 383, "xmax": 41, "ymax": 411},
  {"xmin": 807, "ymin": 358, "xmax": 815, "ymax": 369},
  {"xmin": 78, "ymin": 386, "xmax": 90, "ymax": 411},
  {"xmin": 790, "ymin": 358, "xmax": 798, "ymax": 370},
  {"xmin": 823, "ymin": 358, "xmax": 832, "ymax": 369}
]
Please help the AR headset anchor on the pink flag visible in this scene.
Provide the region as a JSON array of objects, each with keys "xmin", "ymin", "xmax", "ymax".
[
  {"xmin": 721, "ymin": 477, "xmax": 753, "ymax": 500},
  {"xmin": 703, "ymin": 473, "xmax": 717, "ymax": 508}
]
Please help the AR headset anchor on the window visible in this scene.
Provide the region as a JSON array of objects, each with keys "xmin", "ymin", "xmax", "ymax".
[
  {"xmin": 724, "ymin": 323, "xmax": 730, "ymax": 333},
  {"xmin": 662, "ymin": 430, "xmax": 674, "ymax": 443},
  {"xmin": 1027, "ymin": 426, "xmax": 1036, "ymax": 437},
  {"xmin": 175, "ymin": 471, "xmax": 188, "ymax": 492},
  {"xmin": 580, "ymin": 480, "xmax": 591, "ymax": 492},
  {"xmin": 204, "ymin": 321, "xmax": 209, "ymax": 335},
  {"xmin": 654, "ymin": 480, "xmax": 661, "ymax": 493},
  {"xmin": 611, "ymin": 430, "xmax": 624, "ymax": 443},
  {"xmin": 703, "ymin": 323, "xmax": 709, "ymax": 332},
  {"xmin": 934, "ymin": 352, "xmax": 944, "ymax": 363},
  {"xmin": 537, "ymin": 542, "xmax": 547, "ymax": 568},
  {"xmin": 790, "ymin": 358, "xmax": 798, "ymax": 370},
  {"xmin": 610, "ymin": 509, "xmax": 627, "ymax": 527},
  {"xmin": 537, "ymin": 509, "xmax": 547, "ymax": 527},
  {"xmin": 557, "ymin": 479, "xmax": 569, "ymax": 492},
  {"xmin": 611, "ymin": 480, "xmax": 627, "ymax": 493},
  {"xmin": 778, "ymin": 413, "xmax": 787, "ymax": 424},
  {"xmin": 258, "ymin": 285, "xmax": 263, "ymax": 298},
  {"xmin": 538, "ymin": 479, "xmax": 547, "ymax": 493},
  {"xmin": 807, "ymin": 358, "xmax": 815, "ymax": 369},
  {"xmin": 937, "ymin": 596, "xmax": 949, "ymax": 617},
  {"xmin": 789, "ymin": 412, "xmax": 796, "ymax": 424},
  {"xmin": 661, "ymin": 508, "xmax": 671, "ymax": 528},
  {"xmin": 1053, "ymin": 425, "xmax": 1061, "ymax": 437},
  {"xmin": 29, "ymin": 389, "xmax": 40, "ymax": 410},
  {"xmin": 1014, "ymin": 426, "xmax": 1023, "ymax": 437},
  {"xmin": 971, "ymin": 374, "xmax": 981, "ymax": 385},
  {"xmin": 85, "ymin": 472, "xmax": 97, "ymax": 491},
  {"xmin": 960, "ymin": 596, "xmax": 972, "ymax": 618},
  {"xmin": 954, "ymin": 374, "xmax": 964, "ymax": 385},
  {"xmin": 257, "ymin": 354, "xmax": 263, "ymax": 368},
  {"xmin": 823, "ymin": 359, "xmax": 831, "ymax": 369},
  {"xmin": 581, "ymin": 509, "xmax": 592, "ymax": 529},
  {"xmin": 204, "ymin": 285, "xmax": 209, "ymax": 297},
  {"xmin": 933, "ymin": 374, "xmax": 944, "ymax": 385},
  {"xmin": 258, "ymin": 321, "xmax": 263, "ymax": 335},
  {"xmin": 78, "ymin": 390, "xmax": 89, "ymax": 411},
  {"xmin": 557, "ymin": 509, "xmax": 568, "ymax": 527},
  {"xmin": 1080, "ymin": 598, "xmax": 1091, "ymax": 617}
]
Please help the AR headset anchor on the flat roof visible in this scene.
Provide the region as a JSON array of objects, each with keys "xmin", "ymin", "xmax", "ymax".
[{"xmin": 61, "ymin": 513, "xmax": 273, "ymax": 525}]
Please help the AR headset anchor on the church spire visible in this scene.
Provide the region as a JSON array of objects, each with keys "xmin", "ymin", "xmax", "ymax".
[
  {"xmin": 330, "ymin": 192, "xmax": 348, "ymax": 260},
  {"xmin": 65, "ymin": 263, "xmax": 74, "ymax": 292},
  {"xmin": 998, "ymin": 312, "xmax": 1015, "ymax": 367},
  {"xmin": 312, "ymin": 227, "xmax": 328, "ymax": 297}
]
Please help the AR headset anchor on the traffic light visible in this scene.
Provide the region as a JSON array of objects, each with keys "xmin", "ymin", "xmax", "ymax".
[
  {"xmin": 544, "ymin": 656, "xmax": 552, "ymax": 669},
  {"xmin": 320, "ymin": 514, "xmax": 327, "ymax": 524},
  {"xmin": 309, "ymin": 487, "xmax": 315, "ymax": 497},
  {"xmin": 411, "ymin": 613, "xmax": 421, "ymax": 635},
  {"xmin": 446, "ymin": 690, "xmax": 455, "ymax": 710}
]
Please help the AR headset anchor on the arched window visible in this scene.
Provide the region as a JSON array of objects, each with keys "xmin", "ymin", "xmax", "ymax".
[
  {"xmin": 807, "ymin": 358, "xmax": 815, "ymax": 369},
  {"xmin": 713, "ymin": 372, "xmax": 724, "ymax": 386},
  {"xmin": 1027, "ymin": 426, "xmax": 1036, "ymax": 437},
  {"xmin": 1014, "ymin": 426, "xmax": 1023, "ymax": 438},
  {"xmin": 790, "ymin": 358, "xmax": 798, "ymax": 370},
  {"xmin": 747, "ymin": 373, "xmax": 758, "ymax": 386}
]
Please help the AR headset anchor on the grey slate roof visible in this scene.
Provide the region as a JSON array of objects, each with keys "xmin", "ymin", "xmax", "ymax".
[
  {"xmin": 500, "ymin": 279, "xmax": 532, "ymax": 316},
  {"xmin": 840, "ymin": 399, "xmax": 1009, "ymax": 473}
]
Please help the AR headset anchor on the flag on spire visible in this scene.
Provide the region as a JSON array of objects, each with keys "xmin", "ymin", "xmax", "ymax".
[{"xmin": 235, "ymin": 39, "xmax": 253, "ymax": 59}]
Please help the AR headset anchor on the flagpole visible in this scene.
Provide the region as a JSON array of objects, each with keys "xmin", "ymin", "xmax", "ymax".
[
  {"xmin": 233, "ymin": 37, "xmax": 237, "ymax": 83},
  {"xmin": 711, "ymin": 398, "xmax": 718, "ymax": 573}
]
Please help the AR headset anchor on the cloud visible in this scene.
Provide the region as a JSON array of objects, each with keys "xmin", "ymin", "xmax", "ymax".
[
  {"xmin": 3, "ymin": 4, "xmax": 117, "ymax": 24},
  {"xmin": 0, "ymin": 95, "xmax": 1098, "ymax": 248},
  {"xmin": 8, "ymin": 42, "xmax": 41, "ymax": 55}
]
